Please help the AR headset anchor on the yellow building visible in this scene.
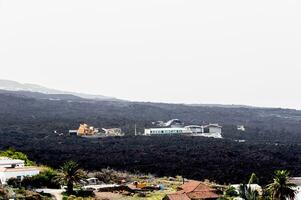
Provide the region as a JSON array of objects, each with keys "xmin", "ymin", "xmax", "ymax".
[{"xmin": 77, "ymin": 124, "xmax": 97, "ymax": 136}]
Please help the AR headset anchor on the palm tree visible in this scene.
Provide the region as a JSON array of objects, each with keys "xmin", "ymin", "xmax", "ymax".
[
  {"xmin": 56, "ymin": 161, "xmax": 86, "ymax": 194},
  {"xmin": 267, "ymin": 170, "xmax": 296, "ymax": 200}
]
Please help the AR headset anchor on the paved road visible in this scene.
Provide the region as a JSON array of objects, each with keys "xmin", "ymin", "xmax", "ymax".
[{"xmin": 36, "ymin": 189, "xmax": 64, "ymax": 200}]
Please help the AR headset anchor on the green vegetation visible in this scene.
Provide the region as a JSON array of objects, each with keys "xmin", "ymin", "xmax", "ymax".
[
  {"xmin": 0, "ymin": 149, "xmax": 299, "ymax": 200},
  {"xmin": 224, "ymin": 186, "xmax": 239, "ymax": 197},
  {"xmin": 0, "ymin": 187, "xmax": 10, "ymax": 200},
  {"xmin": 267, "ymin": 170, "xmax": 296, "ymax": 200},
  {"xmin": 0, "ymin": 148, "xmax": 33, "ymax": 166},
  {"xmin": 22, "ymin": 167, "xmax": 61, "ymax": 189}
]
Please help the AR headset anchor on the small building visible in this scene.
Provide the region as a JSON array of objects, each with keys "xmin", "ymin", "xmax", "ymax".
[
  {"xmin": 164, "ymin": 180, "xmax": 220, "ymax": 200},
  {"xmin": 0, "ymin": 157, "xmax": 39, "ymax": 185},
  {"xmin": 237, "ymin": 125, "xmax": 246, "ymax": 132},
  {"xmin": 69, "ymin": 130, "xmax": 78, "ymax": 136},
  {"xmin": 203, "ymin": 124, "xmax": 222, "ymax": 134}
]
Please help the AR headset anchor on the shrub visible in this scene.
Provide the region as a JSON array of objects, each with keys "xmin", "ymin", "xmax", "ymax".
[
  {"xmin": 225, "ymin": 186, "xmax": 239, "ymax": 197},
  {"xmin": 21, "ymin": 168, "xmax": 60, "ymax": 189}
]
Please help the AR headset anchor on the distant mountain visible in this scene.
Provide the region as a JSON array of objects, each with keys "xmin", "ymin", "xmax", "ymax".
[{"xmin": 0, "ymin": 79, "xmax": 117, "ymax": 101}]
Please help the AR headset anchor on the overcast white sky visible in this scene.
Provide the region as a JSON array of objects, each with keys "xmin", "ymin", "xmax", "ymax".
[{"xmin": 0, "ymin": 0, "xmax": 300, "ymax": 109}]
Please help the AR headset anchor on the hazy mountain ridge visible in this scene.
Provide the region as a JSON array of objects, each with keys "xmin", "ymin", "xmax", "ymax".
[{"xmin": 0, "ymin": 79, "xmax": 116, "ymax": 101}]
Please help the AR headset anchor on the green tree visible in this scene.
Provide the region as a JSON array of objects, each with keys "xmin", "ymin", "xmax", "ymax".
[
  {"xmin": 267, "ymin": 170, "xmax": 296, "ymax": 200},
  {"xmin": 56, "ymin": 161, "xmax": 86, "ymax": 194}
]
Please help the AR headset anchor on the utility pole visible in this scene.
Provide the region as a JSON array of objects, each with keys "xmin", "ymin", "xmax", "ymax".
[{"xmin": 134, "ymin": 124, "xmax": 137, "ymax": 136}]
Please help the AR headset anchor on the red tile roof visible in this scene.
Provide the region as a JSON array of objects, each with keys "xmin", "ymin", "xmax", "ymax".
[
  {"xmin": 166, "ymin": 194, "xmax": 191, "ymax": 200},
  {"xmin": 187, "ymin": 191, "xmax": 220, "ymax": 199},
  {"xmin": 166, "ymin": 181, "xmax": 220, "ymax": 200},
  {"xmin": 180, "ymin": 180, "xmax": 215, "ymax": 193}
]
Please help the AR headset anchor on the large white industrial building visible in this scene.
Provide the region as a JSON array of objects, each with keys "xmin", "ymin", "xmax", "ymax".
[{"xmin": 144, "ymin": 121, "xmax": 222, "ymax": 138}]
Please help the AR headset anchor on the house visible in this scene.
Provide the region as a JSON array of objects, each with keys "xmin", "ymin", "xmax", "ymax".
[
  {"xmin": 0, "ymin": 157, "xmax": 39, "ymax": 185},
  {"xmin": 164, "ymin": 180, "xmax": 220, "ymax": 200}
]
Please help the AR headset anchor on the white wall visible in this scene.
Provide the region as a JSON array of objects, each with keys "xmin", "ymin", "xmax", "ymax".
[
  {"xmin": 209, "ymin": 127, "xmax": 222, "ymax": 134},
  {"xmin": 0, "ymin": 169, "xmax": 39, "ymax": 184}
]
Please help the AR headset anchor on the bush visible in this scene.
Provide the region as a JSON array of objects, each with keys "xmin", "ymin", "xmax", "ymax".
[
  {"xmin": 225, "ymin": 186, "xmax": 239, "ymax": 197},
  {"xmin": 7, "ymin": 177, "xmax": 22, "ymax": 188},
  {"xmin": 0, "ymin": 186, "xmax": 10, "ymax": 200},
  {"xmin": 21, "ymin": 168, "xmax": 60, "ymax": 189}
]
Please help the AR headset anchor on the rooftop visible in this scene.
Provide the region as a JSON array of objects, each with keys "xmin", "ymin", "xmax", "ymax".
[
  {"xmin": 166, "ymin": 181, "xmax": 220, "ymax": 200},
  {"xmin": 0, "ymin": 167, "xmax": 39, "ymax": 172},
  {"xmin": 0, "ymin": 157, "xmax": 24, "ymax": 165}
]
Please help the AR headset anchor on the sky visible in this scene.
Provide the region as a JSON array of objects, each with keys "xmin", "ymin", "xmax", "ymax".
[{"xmin": 0, "ymin": 0, "xmax": 300, "ymax": 109}]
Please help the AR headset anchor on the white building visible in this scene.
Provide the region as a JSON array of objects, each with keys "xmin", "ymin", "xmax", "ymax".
[
  {"xmin": 237, "ymin": 125, "xmax": 246, "ymax": 132},
  {"xmin": 144, "ymin": 123, "xmax": 222, "ymax": 138},
  {"xmin": 203, "ymin": 124, "xmax": 222, "ymax": 134},
  {"xmin": 184, "ymin": 125, "xmax": 204, "ymax": 134},
  {"xmin": 0, "ymin": 157, "xmax": 39, "ymax": 185}
]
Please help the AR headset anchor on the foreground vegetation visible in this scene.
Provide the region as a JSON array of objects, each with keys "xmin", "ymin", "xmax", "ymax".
[{"xmin": 0, "ymin": 149, "xmax": 299, "ymax": 200}]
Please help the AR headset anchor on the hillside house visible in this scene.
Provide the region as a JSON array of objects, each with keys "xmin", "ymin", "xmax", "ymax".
[
  {"xmin": 0, "ymin": 157, "xmax": 39, "ymax": 185},
  {"xmin": 164, "ymin": 180, "xmax": 220, "ymax": 200}
]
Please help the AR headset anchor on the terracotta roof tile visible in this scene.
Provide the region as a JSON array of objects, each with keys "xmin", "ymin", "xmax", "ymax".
[
  {"xmin": 180, "ymin": 181, "xmax": 215, "ymax": 193},
  {"xmin": 166, "ymin": 194, "xmax": 191, "ymax": 200},
  {"xmin": 167, "ymin": 181, "xmax": 220, "ymax": 200},
  {"xmin": 187, "ymin": 191, "xmax": 220, "ymax": 199}
]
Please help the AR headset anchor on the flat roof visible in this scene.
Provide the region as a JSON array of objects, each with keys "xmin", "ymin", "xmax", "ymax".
[
  {"xmin": 0, "ymin": 167, "xmax": 39, "ymax": 172},
  {"xmin": 0, "ymin": 157, "xmax": 24, "ymax": 165}
]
